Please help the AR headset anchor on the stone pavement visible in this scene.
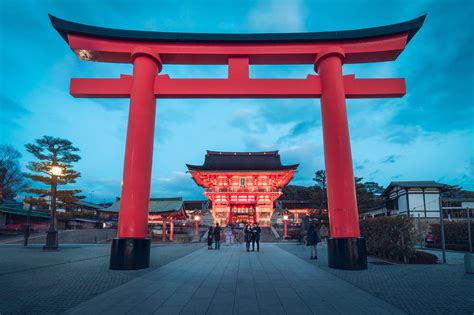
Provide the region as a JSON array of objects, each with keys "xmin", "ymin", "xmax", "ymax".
[
  {"xmin": 0, "ymin": 243, "xmax": 201, "ymax": 314},
  {"xmin": 0, "ymin": 229, "xmax": 116, "ymax": 245},
  {"xmin": 66, "ymin": 243, "xmax": 403, "ymax": 314},
  {"xmin": 277, "ymin": 242, "xmax": 474, "ymax": 314}
]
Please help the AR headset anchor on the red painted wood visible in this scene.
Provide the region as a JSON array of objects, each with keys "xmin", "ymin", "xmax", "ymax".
[
  {"xmin": 68, "ymin": 33, "xmax": 409, "ymax": 64},
  {"xmin": 70, "ymin": 75, "xmax": 405, "ymax": 99},
  {"xmin": 117, "ymin": 53, "xmax": 160, "ymax": 238},
  {"xmin": 317, "ymin": 51, "xmax": 360, "ymax": 238}
]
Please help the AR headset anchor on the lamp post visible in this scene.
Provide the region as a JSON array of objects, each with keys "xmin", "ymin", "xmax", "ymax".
[
  {"xmin": 44, "ymin": 165, "xmax": 63, "ymax": 250},
  {"xmin": 194, "ymin": 215, "xmax": 201, "ymax": 235},
  {"xmin": 283, "ymin": 214, "xmax": 289, "ymax": 238},
  {"xmin": 23, "ymin": 201, "xmax": 32, "ymax": 247}
]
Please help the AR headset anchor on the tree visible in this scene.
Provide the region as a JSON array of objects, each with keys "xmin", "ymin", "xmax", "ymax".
[
  {"xmin": 313, "ymin": 170, "xmax": 326, "ymax": 190},
  {"xmin": 439, "ymin": 184, "xmax": 463, "ymax": 198},
  {"xmin": 311, "ymin": 170, "xmax": 327, "ymax": 209},
  {"xmin": 280, "ymin": 185, "xmax": 312, "ymax": 201},
  {"xmin": 364, "ymin": 181, "xmax": 385, "ymax": 196},
  {"xmin": 24, "ymin": 136, "xmax": 84, "ymax": 211},
  {"xmin": 354, "ymin": 177, "xmax": 384, "ymax": 213},
  {"xmin": 0, "ymin": 145, "xmax": 27, "ymax": 203}
]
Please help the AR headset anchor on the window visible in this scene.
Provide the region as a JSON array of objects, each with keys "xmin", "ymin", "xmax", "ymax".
[{"xmin": 240, "ymin": 177, "xmax": 246, "ymax": 186}]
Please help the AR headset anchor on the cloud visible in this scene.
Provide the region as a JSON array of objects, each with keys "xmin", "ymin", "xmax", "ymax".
[
  {"xmin": 151, "ymin": 171, "xmax": 203, "ymax": 200},
  {"xmin": 382, "ymin": 155, "xmax": 398, "ymax": 164},
  {"xmin": 0, "ymin": 94, "xmax": 31, "ymax": 131},
  {"xmin": 247, "ymin": 0, "xmax": 306, "ymax": 32},
  {"xmin": 277, "ymin": 119, "xmax": 319, "ymax": 144}
]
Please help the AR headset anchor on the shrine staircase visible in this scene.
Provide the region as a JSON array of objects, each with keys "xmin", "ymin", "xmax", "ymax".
[{"xmin": 260, "ymin": 227, "xmax": 278, "ymax": 242}]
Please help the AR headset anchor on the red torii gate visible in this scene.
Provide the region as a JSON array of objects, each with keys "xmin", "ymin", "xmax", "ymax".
[{"xmin": 50, "ymin": 14, "xmax": 425, "ymax": 270}]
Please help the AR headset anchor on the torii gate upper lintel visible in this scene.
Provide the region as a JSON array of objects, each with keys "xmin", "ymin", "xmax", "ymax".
[{"xmin": 49, "ymin": 14, "xmax": 426, "ymax": 271}]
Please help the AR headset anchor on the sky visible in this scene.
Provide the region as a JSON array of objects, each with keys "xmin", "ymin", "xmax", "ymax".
[{"xmin": 1, "ymin": 0, "xmax": 473, "ymax": 202}]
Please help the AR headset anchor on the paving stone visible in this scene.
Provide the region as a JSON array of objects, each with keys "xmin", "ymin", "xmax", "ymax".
[
  {"xmin": 5, "ymin": 242, "xmax": 461, "ymax": 314},
  {"xmin": 277, "ymin": 243, "xmax": 474, "ymax": 314}
]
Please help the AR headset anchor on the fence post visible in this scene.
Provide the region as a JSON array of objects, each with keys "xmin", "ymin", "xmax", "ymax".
[
  {"xmin": 467, "ymin": 208, "xmax": 472, "ymax": 253},
  {"xmin": 439, "ymin": 197, "xmax": 446, "ymax": 264}
]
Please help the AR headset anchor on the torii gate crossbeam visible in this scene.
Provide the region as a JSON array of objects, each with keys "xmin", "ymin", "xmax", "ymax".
[{"xmin": 50, "ymin": 14, "xmax": 425, "ymax": 271}]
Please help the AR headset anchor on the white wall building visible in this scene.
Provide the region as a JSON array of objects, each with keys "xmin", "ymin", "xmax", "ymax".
[{"xmin": 361, "ymin": 181, "xmax": 445, "ymax": 219}]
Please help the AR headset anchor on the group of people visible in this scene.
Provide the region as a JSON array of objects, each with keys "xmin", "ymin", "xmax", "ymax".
[
  {"xmin": 244, "ymin": 223, "xmax": 261, "ymax": 252},
  {"xmin": 206, "ymin": 222, "xmax": 261, "ymax": 252},
  {"xmin": 206, "ymin": 221, "xmax": 321, "ymax": 260}
]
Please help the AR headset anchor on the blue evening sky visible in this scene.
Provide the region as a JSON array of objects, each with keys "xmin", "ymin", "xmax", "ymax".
[{"xmin": 1, "ymin": 0, "xmax": 473, "ymax": 202}]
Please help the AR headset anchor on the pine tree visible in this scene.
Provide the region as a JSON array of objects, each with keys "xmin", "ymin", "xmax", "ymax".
[
  {"xmin": 24, "ymin": 136, "xmax": 83, "ymax": 212},
  {"xmin": 0, "ymin": 145, "xmax": 27, "ymax": 203}
]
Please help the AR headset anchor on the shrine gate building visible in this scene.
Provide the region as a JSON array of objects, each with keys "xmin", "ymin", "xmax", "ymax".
[{"xmin": 187, "ymin": 151, "xmax": 298, "ymax": 227}]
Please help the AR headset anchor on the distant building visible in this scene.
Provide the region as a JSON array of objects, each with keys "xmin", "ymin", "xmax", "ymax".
[
  {"xmin": 360, "ymin": 181, "xmax": 445, "ymax": 219},
  {"xmin": 102, "ymin": 197, "xmax": 188, "ymax": 224},
  {"xmin": 272, "ymin": 200, "xmax": 326, "ymax": 225},
  {"xmin": 183, "ymin": 200, "xmax": 213, "ymax": 226},
  {"xmin": 187, "ymin": 151, "xmax": 298, "ymax": 226},
  {"xmin": 0, "ymin": 200, "xmax": 50, "ymax": 230},
  {"xmin": 442, "ymin": 198, "xmax": 474, "ymax": 219}
]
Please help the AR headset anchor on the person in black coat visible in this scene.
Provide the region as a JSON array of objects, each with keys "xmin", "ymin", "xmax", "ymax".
[
  {"xmin": 244, "ymin": 224, "xmax": 253, "ymax": 252},
  {"xmin": 252, "ymin": 223, "xmax": 261, "ymax": 252},
  {"xmin": 207, "ymin": 226, "xmax": 214, "ymax": 250},
  {"xmin": 213, "ymin": 223, "xmax": 222, "ymax": 250},
  {"xmin": 306, "ymin": 224, "xmax": 321, "ymax": 259}
]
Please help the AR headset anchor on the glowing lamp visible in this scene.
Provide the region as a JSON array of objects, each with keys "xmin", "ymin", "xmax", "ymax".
[
  {"xmin": 50, "ymin": 165, "xmax": 63, "ymax": 176},
  {"xmin": 194, "ymin": 215, "xmax": 201, "ymax": 221},
  {"xmin": 283, "ymin": 215, "xmax": 289, "ymax": 221}
]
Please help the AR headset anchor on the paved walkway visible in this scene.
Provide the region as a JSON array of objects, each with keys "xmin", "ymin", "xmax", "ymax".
[
  {"xmin": 66, "ymin": 244, "xmax": 403, "ymax": 314},
  {"xmin": 278, "ymin": 243, "xmax": 474, "ymax": 314},
  {"xmin": 0, "ymin": 243, "xmax": 201, "ymax": 313}
]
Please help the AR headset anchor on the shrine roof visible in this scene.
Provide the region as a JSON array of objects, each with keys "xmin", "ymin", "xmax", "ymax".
[
  {"xmin": 186, "ymin": 151, "xmax": 298, "ymax": 172},
  {"xmin": 381, "ymin": 181, "xmax": 446, "ymax": 198},
  {"xmin": 183, "ymin": 200, "xmax": 212, "ymax": 211},
  {"xmin": 277, "ymin": 200, "xmax": 321, "ymax": 210},
  {"xmin": 49, "ymin": 14, "xmax": 425, "ymax": 45},
  {"xmin": 103, "ymin": 197, "xmax": 187, "ymax": 216}
]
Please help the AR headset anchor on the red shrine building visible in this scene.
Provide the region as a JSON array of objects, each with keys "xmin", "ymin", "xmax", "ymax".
[{"xmin": 187, "ymin": 151, "xmax": 298, "ymax": 227}]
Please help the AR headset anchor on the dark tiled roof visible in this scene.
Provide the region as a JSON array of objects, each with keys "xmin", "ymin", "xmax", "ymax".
[
  {"xmin": 187, "ymin": 151, "xmax": 298, "ymax": 171},
  {"xmin": 277, "ymin": 200, "xmax": 320, "ymax": 210},
  {"xmin": 0, "ymin": 206, "xmax": 51, "ymax": 219},
  {"xmin": 382, "ymin": 181, "xmax": 446, "ymax": 198},
  {"xmin": 183, "ymin": 200, "xmax": 212, "ymax": 211},
  {"xmin": 103, "ymin": 197, "xmax": 186, "ymax": 216},
  {"xmin": 390, "ymin": 181, "xmax": 445, "ymax": 188},
  {"xmin": 75, "ymin": 201, "xmax": 103, "ymax": 210},
  {"xmin": 49, "ymin": 14, "xmax": 425, "ymax": 45}
]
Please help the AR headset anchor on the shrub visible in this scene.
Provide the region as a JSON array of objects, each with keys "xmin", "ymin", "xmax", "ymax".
[
  {"xmin": 360, "ymin": 216, "xmax": 416, "ymax": 263},
  {"xmin": 430, "ymin": 222, "xmax": 474, "ymax": 251},
  {"xmin": 409, "ymin": 251, "xmax": 438, "ymax": 264}
]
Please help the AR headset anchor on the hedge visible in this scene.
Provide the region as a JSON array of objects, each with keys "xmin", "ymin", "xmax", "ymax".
[
  {"xmin": 429, "ymin": 221, "xmax": 474, "ymax": 251},
  {"xmin": 360, "ymin": 216, "xmax": 437, "ymax": 264}
]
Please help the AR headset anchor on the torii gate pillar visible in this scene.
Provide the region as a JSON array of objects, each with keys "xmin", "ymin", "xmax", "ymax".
[
  {"xmin": 110, "ymin": 49, "xmax": 161, "ymax": 270},
  {"xmin": 316, "ymin": 48, "xmax": 366, "ymax": 270}
]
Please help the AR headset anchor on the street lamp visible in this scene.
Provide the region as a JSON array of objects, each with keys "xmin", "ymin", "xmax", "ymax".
[
  {"xmin": 283, "ymin": 214, "xmax": 289, "ymax": 238},
  {"xmin": 194, "ymin": 215, "xmax": 201, "ymax": 235},
  {"xmin": 44, "ymin": 164, "xmax": 63, "ymax": 250},
  {"xmin": 51, "ymin": 166, "xmax": 63, "ymax": 176}
]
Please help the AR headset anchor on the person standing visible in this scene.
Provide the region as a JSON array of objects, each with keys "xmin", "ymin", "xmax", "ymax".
[
  {"xmin": 213, "ymin": 223, "xmax": 222, "ymax": 250},
  {"xmin": 207, "ymin": 225, "xmax": 214, "ymax": 250},
  {"xmin": 306, "ymin": 224, "xmax": 321, "ymax": 259},
  {"xmin": 244, "ymin": 224, "xmax": 253, "ymax": 252},
  {"xmin": 237, "ymin": 226, "xmax": 244, "ymax": 244},
  {"xmin": 252, "ymin": 223, "xmax": 261, "ymax": 252},
  {"xmin": 319, "ymin": 224, "xmax": 329, "ymax": 243},
  {"xmin": 225, "ymin": 225, "xmax": 232, "ymax": 245}
]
